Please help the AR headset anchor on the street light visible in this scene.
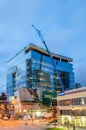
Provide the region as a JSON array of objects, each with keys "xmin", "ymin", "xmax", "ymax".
[
  {"xmin": 23, "ymin": 109, "xmax": 27, "ymax": 113},
  {"xmin": 36, "ymin": 110, "xmax": 41, "ymax": 117},
  {"xmin": 72, "ymin": 106, "xmax": 76, "ymax": 130}
]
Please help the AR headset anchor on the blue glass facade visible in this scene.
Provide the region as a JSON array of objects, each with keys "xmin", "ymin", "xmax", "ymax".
[{"xmin": 7, "ymin": 43, "xmax": 75, "ymax": 99}]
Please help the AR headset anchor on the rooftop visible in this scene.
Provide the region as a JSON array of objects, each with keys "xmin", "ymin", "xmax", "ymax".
[
  {"xmin": 26, "ymin": 43, "xmax": 73, "ymax": 62},
  {"xmin": 7, "ymin": 43, "xmax": 73, "ymax": 63}
]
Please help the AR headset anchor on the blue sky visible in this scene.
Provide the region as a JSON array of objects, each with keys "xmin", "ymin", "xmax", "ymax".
[{"xmin": 0, "ymin": 0, "xmax": 86, "ymax": 93}]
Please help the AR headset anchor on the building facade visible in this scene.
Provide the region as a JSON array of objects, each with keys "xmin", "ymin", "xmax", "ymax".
[
  {"xmin": 7, "ymin": 43, "xmax": 75, "ymax": 100},
  {"xmin": 57, "ymin": 87, "xmax": 86, "ymax": 127},
  {"xmin": 14, "ymin": 88, "xmax": 35, "ymax": 113}
]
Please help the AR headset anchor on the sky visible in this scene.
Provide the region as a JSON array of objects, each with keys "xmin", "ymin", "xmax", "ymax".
[{"xmin": 0, "ymin": 0, "xmax": 86, "ymax": 93}]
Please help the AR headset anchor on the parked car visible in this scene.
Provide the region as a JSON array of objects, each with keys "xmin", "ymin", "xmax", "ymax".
[{"xmin": 2, "ymin": 113, "xmax": 10, "ymax": 120}]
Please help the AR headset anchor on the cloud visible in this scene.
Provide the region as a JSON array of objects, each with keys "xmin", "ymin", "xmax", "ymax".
[{"xmin": 0, "ymin": 0, "xmax": 86, "ymax": 92}]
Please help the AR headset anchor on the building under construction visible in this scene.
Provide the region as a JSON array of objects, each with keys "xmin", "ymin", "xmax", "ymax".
[{"xmin": 7, "ymin": 43, "xmax": 75, "ymax": 100}]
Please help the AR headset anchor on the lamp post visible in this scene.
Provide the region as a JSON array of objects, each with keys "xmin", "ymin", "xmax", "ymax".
[
  {"xmin": 31, "ymin": 103, "xmax": 33, "ymax": 125},
  {"xmin": 72, "ymin": 106, "xmax": 76, "ymax": 130},
  {"xmin": 31, "ymin": 88, "xmax": 35, "ymax": 125},
  {"xmin": 24, "ymin": 89, "xmax": 27, "ymax": 113}
]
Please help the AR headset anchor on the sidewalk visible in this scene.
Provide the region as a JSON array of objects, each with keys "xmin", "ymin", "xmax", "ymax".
[
  {"xmin": 75, "ymin": 126, "xmax": 86, "ymax": 130},
  {"xmin": 58, "ymin": 125, "xmax": 86, "ymax": 130}
]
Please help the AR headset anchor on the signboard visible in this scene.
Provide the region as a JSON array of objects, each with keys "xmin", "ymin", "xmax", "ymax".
[{"xmin": 58, "ymin": 92, "xmax": 65, "ymax": 96}]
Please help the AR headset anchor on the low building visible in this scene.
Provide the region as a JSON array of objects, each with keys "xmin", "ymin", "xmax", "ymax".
[
  {"xmin": 14, "ymin": 88, "xmax": 41, "ymax": 114},
  {"xmin": 57, "ymin": 87, "xmax": 86, "ymax": 127}
]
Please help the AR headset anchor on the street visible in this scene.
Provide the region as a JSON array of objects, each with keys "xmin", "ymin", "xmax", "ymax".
[
  {"xmin": 0, "ymin": 119, "xmax": 86, "ymax": 130},
  {"xmin": 0, "ymin": 119, "xmax": 47, "ymax": 130}
]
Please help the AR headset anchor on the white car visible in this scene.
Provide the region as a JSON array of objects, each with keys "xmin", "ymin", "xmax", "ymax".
[
  {"xmin": 23, "ymin": 114, "xmax": 31, "ymax": 120},
  {"xmin": 3, "ymin": 116, "xmax": 9, "ymax": 120},
  {"xmin": 2, "ymin": 113, "xmax": 9, "ymax": 120}
]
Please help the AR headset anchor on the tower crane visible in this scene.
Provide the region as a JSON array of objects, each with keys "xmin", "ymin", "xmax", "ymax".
[{"xmin": 32, "ymin": 25, "xmax": 64, "ymax": 95}]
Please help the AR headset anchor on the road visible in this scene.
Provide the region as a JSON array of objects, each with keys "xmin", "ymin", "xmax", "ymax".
[
  {"xmin": 0, "ymin": 119, "xmax": 47, "ymax": 130},
  {"xmin": 0, "ymin": 119, "xmax": 86, "ymax": 130}
]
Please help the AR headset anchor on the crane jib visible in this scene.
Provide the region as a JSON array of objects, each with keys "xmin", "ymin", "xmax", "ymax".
[{"xmin": 32, "ymin": 25, "xmax": 65, "ymax": 94}]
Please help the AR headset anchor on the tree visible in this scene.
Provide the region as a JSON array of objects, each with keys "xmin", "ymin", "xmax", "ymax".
[{"xmin": 0, "ymin": 93, "xmax": 7, "ymax": 100}]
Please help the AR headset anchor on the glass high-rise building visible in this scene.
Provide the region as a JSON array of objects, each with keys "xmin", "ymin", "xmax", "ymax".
[{"xmin": 7, "ymin": 43, "xmax": 75, "ymax": 99}]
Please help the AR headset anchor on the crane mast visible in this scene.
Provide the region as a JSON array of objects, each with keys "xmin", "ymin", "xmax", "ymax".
[{"xmin": 32, "ymin": 25, "xmax": 64, "ymax": 94}]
